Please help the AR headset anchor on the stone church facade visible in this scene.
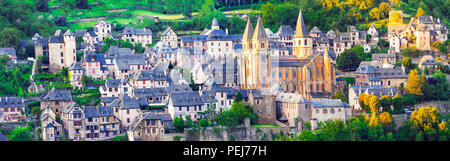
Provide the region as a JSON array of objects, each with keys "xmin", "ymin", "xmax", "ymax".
[{"xmin": 239, "ymin": 10, "xmax": 337, "ymax": 100}]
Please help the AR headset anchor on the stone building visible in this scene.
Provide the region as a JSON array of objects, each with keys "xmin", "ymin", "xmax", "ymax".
[
  {"xmin": 348, "ymin": 85, "xmax": 401, "ymax": 110},
  {"xmin": 168, "ymin": 91, "xmax": 205, "ymax": 121},
  {"xmin": 41, "ymin": 88, "xmax": 73, "ymax": 115},
  {"xmin": 0, "ymin": 97, "xmax": 26, "ymax": 123},
  {"xmin": 239, "ymin": 10, "xmax": 337, "ymax": 100},
  {"xmin": 371, "ymin": 53, "xmax": 397, "ymax": 64},
  {"xmin": 418, "ymin": 55, "xmax": 438, "ymax": 71},
  {"xmin": 94, "ymin": 20, "xmax": 112, "ymax": 42},
  {"xmin": 275, "ymin": 92, "xmax": 309, "ymax": 126},
  {"xmin": 60, "ymin": 103, "xmax": 85, "ymax": 141},
  {"xmin": 127, "ymin": 112, "xmax": 172, "ymax": 141},
  {"xmin": 69, "ymin": 62, "xmax": 85, "ymax": 90},
  {"xmin": 48, "ymin": 30, "xmax": 77, "ymax": 73},
  {"xmin": 40, "ymin": 105, "xmax": 63, "ymax": 141},
  {"xmin": 84, "ymin": 52, "xmax": 108, "ymax": 80},
  {"xmin": 333, "ymin": 26, "xmax": 367, "ymax": 56},
  {"xmin": 160, "ymin": 27, "xmax": 178, "ymax": 48},
  {"xmin": 121, "ymin": 27, "xmax": 153, "ymax": 46},
  {"xmin": 84, "ymin": 106, "xmax": 120, "ymax": 140},
  {"xmin": 309, "ymin": 99, "xmax": 352, "ymax": 123},
  {"xmin": 248, "ymin": 89, "xmax": 277, "ymax": 124},
  {"xmin": 355, "ymin": 61, "xmax": 408, "ymax": 88}
]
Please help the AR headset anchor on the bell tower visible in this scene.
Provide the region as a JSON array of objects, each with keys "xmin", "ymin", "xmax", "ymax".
[{"xmin": 293, "ymin": 9, "xmax": 313, "ymax": 59}]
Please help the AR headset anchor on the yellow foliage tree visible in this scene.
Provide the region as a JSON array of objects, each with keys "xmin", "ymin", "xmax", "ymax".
[
  {"xmin": 363, "ymin": 94, "xmax": 372, "ymax": 107},
  {"xmin": 406, "ymin": 69, "xmax": 423, "ymax": 95},
  {"xmin": 410, "ymin": 106, "xmax": 440, "ymax": 131},
  {"xmin": 389, "ymin": 11, "xmax": 403, "ymax": 25},
  {"xmin": 379, "ymin": 2, "xmax": 391, "ymax": 18},
  {"xmin": 390, "ymin": 0, "xmax": 400, "ymax": 8},
  {"xmin": 369, "ymin": 7, "xmax": 382, "ymax": 20},
  {"xmin": 369, "ymin": 95, "xmax": 380, "ymax": 114},
  {"xmin": 358, "ymin": 93, "xmax": 367, "ymax": 106},
  {"xmin": 379, "ymin": 112, "xmax": 393, "ymax": 124},
  {"xmin": 369, "ymin": 115, "xmax": 380, "ymax": 127},
  {"xmin": 438, "ymin": 121, "xmax": 448, "ymax": 132},
  {"xmin": 415, "ymin": 7, "xmax": 426, "ymax": 18},
  {"xmin": 393, "ymin": 93, "xmax": 401, "ymax": 99}
]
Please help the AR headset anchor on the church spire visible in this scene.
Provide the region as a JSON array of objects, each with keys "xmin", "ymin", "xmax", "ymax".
[
  {"xmin": 294, "ymin": 9, "xmax": 310, "ymax": 38},
  {"xmin": 252, "ymin": 16, "xmax": 268, "ymax": 40},
  {"xmin": 242, "ymin": 18, "xmax": 254, "ymax": 42}
]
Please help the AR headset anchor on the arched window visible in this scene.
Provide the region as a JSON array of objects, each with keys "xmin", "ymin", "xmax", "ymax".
[
  {"xmin": 338, "ymin": 108, "xmax": 342, "ymax": 113},
  {"xmin": 330, "ymin": 109, "xmax": 335, "ymax": 114},
  {"xmin": 316, "ymin": 109, "xmax": 319, "ymax": 113},
  {"xmin": 323, "ymin": 109, "xmax": 328, "ymax": 114}
]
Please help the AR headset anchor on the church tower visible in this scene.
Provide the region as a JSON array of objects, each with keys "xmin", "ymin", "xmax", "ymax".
[
  {"xmin": 211, "ymin": 18, "xmax": 220, "ymax": 30},
  {"xmin": 240, "ymin": 16, "xmax": 271, "ymax": 89},
  {"xmin": 293, "ymin": 9, "xmax": 313, "ymax": 59}
]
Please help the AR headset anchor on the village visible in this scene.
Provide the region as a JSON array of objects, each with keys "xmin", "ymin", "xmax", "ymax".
[{"xmin": 0, "ymin": 0, "xmax": 449, "ymax": 141}]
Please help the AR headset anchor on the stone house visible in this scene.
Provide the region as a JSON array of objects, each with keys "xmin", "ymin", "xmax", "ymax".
[
  {"xmin": 127, "ymin": 112, "xmax": 172, "ymax": 141},
  {"xmin": 309, "ymin": 99, "xmax": 352, "ymax": 123},
  {"xmin": 84, "ymin": 106, "xmax": 120, "ymax": 140},
  {"xmin": 130, "ymin": 70, "xmax": 168, "ymax": 89},
  {"xmin": 69, "ymin": 62, "xmax": 85, "ymax": 90},
  {"xmin": 84, "ymin": 52, "xmax": 108, "ymax": 80},
  {"xmin": 371, "ymin": 53, "xmax": 397, "ymax": 64},
  {"xmin": 114, "ymin": 54, "xmax": 148, "ymax": 79},
  {"xmin": 348, "ymin": 85, "xmax": 401, "ymax": 110},
  {"xmin": 100, "ymin": 79, "xmax": 130, "ymax": 97},
  {"xmin": 355, "ymin": 61, "xmax": 407, "ymax": 88},
  {"xmin": 0, "ymin": 97, "xmax": 26, "ymax": 123},
  {"xmin": 41, "ymin": 88, "xmax": 73, "ymax": 115},
  {"xmin": 168, "ymin": 91, "xmax": 205, "ymax": 121},
  {"xmin": 418, "ymin": 55, "xmax": 438, "ymax": 71},
  {"xmin": 121, "ymin": 27, "xmax": 152, "ymax": 46},
  {"xmin": 248, "ymin": 89, "xmax": 277, "ymax": 124},
  {"xmin": 60, "ymin": 103, "xmax": 85, "ymax": 141},
  {"xmin": 40, "ymin": 105, "xmax": 63, "ymax": 141},
  {"xmin": 94, "ymin": 20, "xmax": 112, "ymax": 42},
  {"xmin": 160, "ymin": 27, "xmax": 178, "ymax": 48},
  {"xmin": 275, "ymin": 92, "xmax": 309, "ymax": 126}
]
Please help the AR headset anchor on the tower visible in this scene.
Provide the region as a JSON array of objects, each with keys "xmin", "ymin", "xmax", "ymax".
[
  {"xmin": 63, "ymin": 29, "xmax": 76, "ymax": 68},
  {"xmin": 211, "ymin": 18, "xmax": 220, "ymax": 30},
  {"xmin": 240, "ymin": 18, "xmax": 254, "ymax": 89},
  {"xmin": 293, "ymin": 9, "xmax": 313, "ymax": 59}
]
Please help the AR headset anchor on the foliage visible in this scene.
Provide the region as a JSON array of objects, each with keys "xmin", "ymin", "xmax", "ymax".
[
  {"xmin": 331, "ymin": 90, "xmax": 347, "ymax": 103},
  {"xmin": 336, "ymin": 48, "xmax": 361, "ymax": 71},
  {"xmin": 7, "ymin": 125, "xmax": 33, "ymax": 141},
  {"xmin": 199, "ymin": 119, "xmax": 211, "ymax": 127},
  {"xmin": 112, "ymin": 134, "xmax": 128, "ymax": 141},
  {"xmin": 406, "ymin": 69, "xmax": 424, "ymax": 95},
  {"xmin": 173, "ymin": 116, "xmax": 185, "ymax": 133},
  {"xmin": 215, "ymin": 101, "xmax": 257, "ymax": 127},
  {"xmin": 397, "ymin": 106, "xmax": 449, "ymax": 141}
]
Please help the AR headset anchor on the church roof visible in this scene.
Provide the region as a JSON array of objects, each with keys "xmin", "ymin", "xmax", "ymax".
[
  {"xmin": 212, "ymin": 18, "xmax": 219, "ymax": 26},
  {"xmin": 252, "ymin": 16, "xmax": 268, "ymax": 40},
  {"xmin": 294, "ymin": 9, "xmax": 310, "ymax": 38},
  {"xmin": 242, "ymin": 18, "xmax": 254, "ymax": 41},
  {"xmin": 277, "ymin": 25, "xmax": 295, "ymax": 37}
]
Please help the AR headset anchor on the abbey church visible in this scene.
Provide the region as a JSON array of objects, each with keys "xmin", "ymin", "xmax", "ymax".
[{"xmin": 239, "ymin": 10, "xmax": 337, "ymax": 100}]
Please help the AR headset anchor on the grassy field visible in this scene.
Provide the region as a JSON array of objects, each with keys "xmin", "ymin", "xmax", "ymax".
[{"xmin": 223, "ymin": 9, "xmax": 260, "ymax": 14}]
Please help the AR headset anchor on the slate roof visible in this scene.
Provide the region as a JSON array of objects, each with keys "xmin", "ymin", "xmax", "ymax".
[
  {"xmin": 122, "ymin": 27, "xmax": 152, "ymax": 35},
  {"xmin": 161, "ymin": 27, "xmax": 174, "ymax": 36},
  {"xmin": 201, "ymin": 91, "xmax": 217, "ymax": 103},
  {"xmin": 69, "ymin": 62, "xmax": 84, "ymax": 70},
  {"xmin": 170, "ymin": 91, "xmax": 203, "ymax": 107},
  {"xmin": 276, "ymin": 25, "xmax": 295, "ymax": 37},
  {"xmin": 116, "ymin": 54, "xmax": 147, "ymax": 70},
  {"xmin": 143, "ymin": 112, "xmax": 172, "ymax": 121},
  {"xmin": 276, "ymin": 93, "xmax": 307, "ymax": 103},
  {"xmin": 0, "ymin": 132, "xmax": 8, "ymax": 141},
  {"xmin": 374, "ymin": 67, "xmax": 408, "ymax": 79},
  {"xmin": 207, "ymin": 29, "xmax": 231, "ymax": 41},
  {"xmin": 212, "ymin": 18, "xmax": 219, "ymax": 26},
  {"xmin": 310, "ymin": 26, "xmax": 322, "ymax": 34},
  {"xmin": 74, "ymin": 30, "xmax": 87, "ymax": 37},
  {"xmin": 0, "ymin": 97, "xmax": 24, "ymax": 108},
  {"xmin": 351, "ymin": 85, "xmax": 401, "ymax": 98},
  {"xmin": 167, "ymin": 84, "xmax": 192, "ymax": 93},
  {"xmin": 355, "ymin": 65, "xmax": 376, "ymax": 74},
  {"xmin": 85, "ymin": 53, "xmax": 106, "ymax": 66},
  {"xmin": 0, "ymin": 48, "xmax": 16, "ymax": 56},
  {"xmin": 106, "ymin": 46, "xmax": 133, "ymax": 58},
  {"xmin": 310, "ymin": 99, "xmax": 351, "ymax": 108},
  {"xmin": 106, "ymin": 79, "xmax": 122, "ymax": 88},
  {"xmin": 42, "ymin": 88, "xmax": 72, "ymax": 102},
  {"xmin": 134, "ymin": 70, "xmax": 167, "ymax": 81},
  {"xmin": 60, "ymin": 103, "xmax": 83, "ymax": 114},
  {"xmin": 153, "ymin": 62, "xmax": 169, "ymax": 72},
  {"xmin": 36, "ymin": 38, "xmax": 49, "ymax": 47},
  {"xmin": 100, "ymin": 97, "xmax": 118, "ymax": 104},
  {"xmin": 120, "ymin": 94, "xmax": 140, "ymax": 109},
  {"xmin": 84, "ymin": 106, "xmax": 115, "ymax": 118},
  {"xmin": 134, "ymin": 88, "xmax": 168, "ymax": 98},
  {"xmin": 372, "ymin": 53, "xmax": 396, "ymax": 60}
]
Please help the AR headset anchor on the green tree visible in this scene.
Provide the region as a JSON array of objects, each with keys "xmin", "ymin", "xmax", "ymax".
[
  {"xmin": 0, "ymin": 27, "xmax": 21, "ymax": 49},
  {"xmin": 7, "ymin": 126, "xmax": 33, "ymax": 141},
  {"xmin": 36, "ymin": 0, "xmax": 49, "ymax": 12},
  {"xmin": 173, "ymin": 116, "xmax": 185, "ymax": 133},
  {"xmin": 331, "ymin": 90, "xmax": 348, "ymax": 103},
  {"xmin": 199, "ymin": 119, "xmax": 210, "ymax": 127},
  {"xmin": 336, "ymin": 48, "xmax": 361, "ymax": 71}
]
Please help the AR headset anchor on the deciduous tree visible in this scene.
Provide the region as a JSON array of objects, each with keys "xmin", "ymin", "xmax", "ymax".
[{"xmin": 406, "ymin": 69, "xmax": 423, "ymax": 95}]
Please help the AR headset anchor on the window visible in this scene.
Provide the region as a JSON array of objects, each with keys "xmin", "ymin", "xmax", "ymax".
[
  {"xmin": 293, "ymin": 71, "xmax": 296, "ymax": 77},
  {"xmin": 151, "ymin": 120, "xmax": 156, "ymax": 125},
  {"xmin": 316, "ymin": 84, "xmax": 319, "ymax": 91},
  {"xmin": 286, "ymin": 71, "xmax": 289, "ymax": 78},
  {"xmin": 323, "ymin": 109, "xmax": 328, "ymax": 114},
  {"xmin": 127, "ymin": 109, "xmax": 130, "ymax": 114},
  {"xmin": 127, "ymin": 118, "xmax": 130, "ymax": 123}
]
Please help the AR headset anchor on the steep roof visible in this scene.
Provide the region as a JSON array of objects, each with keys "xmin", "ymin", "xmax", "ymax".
[
  {"xmin": 294, "ymin": 9, "xmax": 310, "ymax": 38},
  {"xmin": 170, "ymin": 91, "xmax": 203, "ymax": 107},
  {"xmin": 0, "ymin": 97, "xmax": 24, "ymax": 108},
  {"xmin": 84, "ymin": 106, "xmax": 115, "ymax": 118},
  {"xmin": 276, "ymin": 25, "xmax": 295, "ymax": 37},
  {"xmin": 42, "ymin": 88, "xmax": 72, "ymax": 102},
  {"xmin": 212, "ymin": 18, "xmax": 219, "ymax": 26},
  {"xmin": 242, "ymin": 18, "xmax": 254, "ymax": 41},
  {"xmin": 310, "ymin": 99, "xmax": 351, "ymax": 108},
  {"xmin": 252, "ymin": 16, "xmax": 268, "ymax": 40}
]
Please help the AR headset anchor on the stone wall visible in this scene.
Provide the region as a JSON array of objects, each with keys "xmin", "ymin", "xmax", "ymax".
[
  {"xmin": 412, "ymin": 101, "xmax": 450, "ymax": 114},
  {"xmin": 183, "ymin": 126, "xmax": 297, "ymax": 141}
]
